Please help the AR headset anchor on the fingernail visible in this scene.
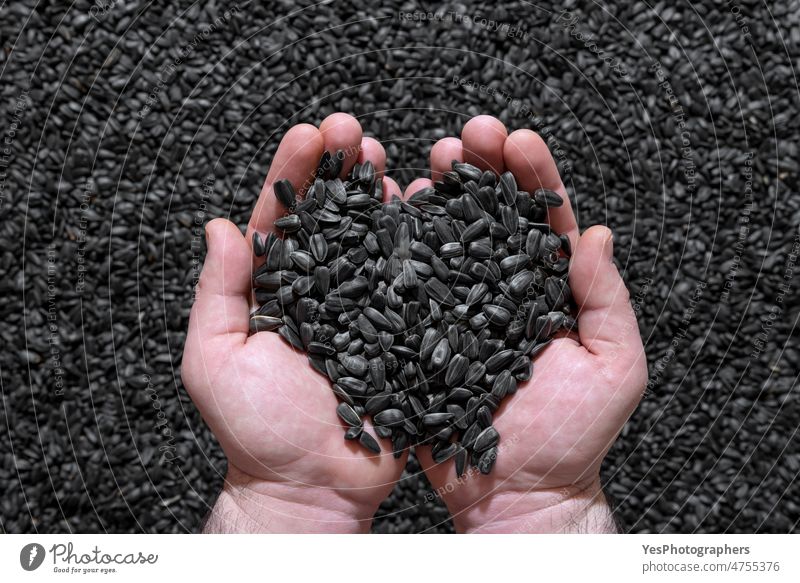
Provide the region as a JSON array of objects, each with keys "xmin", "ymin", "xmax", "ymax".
[
  {"xmin": 603, "ymin": 227, "xmax": 614, "ymax": 260},
  {"xmin": 204, "ymin": 222, "xmax": 215, "ymax": 251}
]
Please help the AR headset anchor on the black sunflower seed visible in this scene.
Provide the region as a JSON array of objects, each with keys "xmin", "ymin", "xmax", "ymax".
[
  {"xmin": 455, "ymin": 446, "xmax": 468, "ymax": 477},
  {"xmin": 374, "ymin": 408, "xmax": 405, "ymax": 427},
  {"xmin": 344, "ymin": 426, "xmax": 362, "ymax": 440},
  {"xmin": 433, "ymin": 217, "xmax": 456, "ymax": 244},
  {"xmin": 336, "ymin": 276, "xmax": 369, "ymax": 298},
  {"xmin": 499, "ymin": 171, "xmax": 517, "ymax": 205},
  {"xmin": 545, "ymin": 277, "xmax": 568, "ymax": 310},
  {"xmin": 469, "ymin": 312, "xmax": 489, "ymax": 330},
  {"xmin": 431, "ymin": 337, "xmax": 452, "ymax": 369},
  {"xmin": 453, "ymin": 162, "xmax": 482, "ymax": 182},
  {"xmin": 290, "ymin": 250, "xmax": 315, "ymax": 272},
  {"xmin": 420, "ymin": 328, "xmax": 441, "ymax": 361},
  {"xmin": 249, "ymin": 315, "xmax": 283, "ymax": 334},
  {"xmin": 331, "ymin": 383, "xmax": 354, "ymax": 406},
  {"xmin": 501, "ymin": 205, "xmax": 519, "ymax": 234},
  {"xmin": 534, "ymin": 188, "xmax": 564, "ymax": 207},
  {"xmin": 422, "ymin": 412, "xmax": 455, "ymax": 427},
  {"xmin": 477, "ymin": 447, "xmax": 498, "ymax": 474},
  {"xmin": 292, "ymin": 275, "xmax": 315, "ymax": 296},
  {"xmin": 331, "ymin": 332, "xmax": 350, "ymax": 352},
  {"xmin": 508, "ymin": 270, "xmax": 535, "ymax": 297},
  {"xmin": 363, "ymin": 306, "xmax": 393, "ymax": 331},
  {"xmin": 358, "ymin": 431, "xmax": 381, "ymax": 454},
  {"xmin": 447, "ymin": 404, "xmax": 468, "ymax": 430},
  {"xmin": 445, "ymin": 354, "xmax": 468, "ymax": 387},
  {"xmin": 499, "ymin": 254, "xmax": 530, "ymax": 275},
  {"xmin": 425, "ymin": 278, "xmax": 455, "ymax": 306},
  {"xmin": 491, "ymin": 370, "xmax": 515, "ymax": 399},
  {"xmin": 265, "ymin": 238, "xmax": 283, "ymax": 270},
  {"xmin": 337, "ymin": 376, "xmax": 368, "ymax": 396},
  {"xmin": 310, "ymin": 233, "xmax": 328, "ymax": 263},
  {"xmin": 355, "ymin": 313, "xmax": 378, "ymax": 343},
  {"xmin": 508, "ymin": 352, "xmax": 530, "ymax": 375},
  {"xmin": 341, "ymin": 354, "xmax": 369, "ymax": 377},
  {"xmin": 468, "ymin": 241, "xmax": 493, "ymax": 260},
  {"xmin": 365, "ymin": 393, "xmax": 392, "ymax": 415},
  {"xmin": 461, "ymin": 218, "xmax": 489, "ymax": 243},
  {"xmin": 402, "ymin": 260, "xmax": 418, "ymax": 288},
  {"xmin": 258, "ymin": 299, "xmax": 282, "ymax": 317},
  {"xmin": 430, "ymin": 255, "xmax": 450, "ymax": 281},
  {"xmin": 474, "ymin": 426, "xmax": 499, "ymax": 452},
  {"xmin": 485, "ymin": 349, "xmax": 515, "ymax": 373},
  {"xmin": 311, "ymin": 266, "xmax": 330, "ymax": 297},
  {"xmin": 482, "ymin": 305, "xmax": 511, "ymax": 327},
  {"xmin": 274, "ymin": 179, "xmax": 297, "ymax": 209},
  {"xmin": 308, "ymin": 341, "xmax": 335, "ymax": 357},
  {"xmin": 465, "ymin": 361, "xmax": 486, "ymax": 386},
  {"xmin": 274, "ymin": 214, "xmax": 301, "ymax": 233},
  {"xmin": 439, "ymin": 242, "xmax": 464, "ymax": 259},
  {"xmin": 476, "ymin": 405, "xmax": 493, "ymax": 428},
  {"xmin": 432, "ymin": 442, "xmax": 459, "ymax": 463},
  {"xmin": 253, "ymin": 232, "xmax": 266, "ymax": 256},
  {"xmin": 254, "ymin": 271, "xmax": 282, "ymax": 291},
  {"xmin": 369, "ymin": 358, "xmax": 386, "ymax": 390},
  {"xmin": 392, "ymin": 431, "xmax": 409, "ymax": 458},
  {"xmin": 336, "ymin": 402, "xmax": 362, "ymax": 427},
  {"xmin": 394, "ymin": 222, "xmax": 411, "ymax": 258},
  {"xmin": 278, "ymin": 324, "xmax": 304, "ymax": 350},
  {"xmin": 462, "ymin": 422, "xmax": 482, "ymax": 449}
]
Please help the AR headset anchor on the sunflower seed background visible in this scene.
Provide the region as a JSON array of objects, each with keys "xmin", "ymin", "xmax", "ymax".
[{"xmin": 0, "ymin": 0, "xmax": 798, "ymax": 534}]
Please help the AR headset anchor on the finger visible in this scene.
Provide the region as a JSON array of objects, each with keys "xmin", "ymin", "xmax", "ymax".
[
  {"xmin": 357, "ymin": 136, "xmax": 386, "ymax": 178},
  {"xmin": 248, "ymin": 124, "xmax": 323, "ymax": 236},
  {"xmin": 430, "ymin": 137, "xmax": 463, "ymax": 181},
  {"xmin": 504, "ymin": 129, "xmax": 578, "ymax": 248},
  {"xmin": 184, "ymin": 218, "xmax": 252, "ymax": 393},
  {"xmin": 404, "ymin": 178, "xmax": 433, "ymax": 200},
  {"xmin": 319, "ymin": 112, "xmax": 363, "ymax": 178},
  {"xmin": 569, "ymin": 225, "xmax": 645, "ymax": 377},
  {"xmin": 413, "ymin": 446, "xmax": 442, "ymax": 483},
  {"xmin": 461, "ymin": 115, "xmax": 507, "ymax": 174},
  {"xmin": 382, "ymin": 176, "xmax": 402, "ymax": 201}
]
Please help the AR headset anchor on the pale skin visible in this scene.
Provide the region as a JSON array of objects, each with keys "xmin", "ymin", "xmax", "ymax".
[{"xmin": 182, "ymin": 113, "xmax": 648, "ymax": 533}]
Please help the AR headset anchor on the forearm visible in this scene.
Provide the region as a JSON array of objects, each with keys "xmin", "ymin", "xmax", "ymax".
[
  {"xmin": 453, "ymin": 480, "xmax": 618, "ymax": 534},
  {"xmin": 202, "ymin": 470, "xmax": 373, "ymax": 534}
]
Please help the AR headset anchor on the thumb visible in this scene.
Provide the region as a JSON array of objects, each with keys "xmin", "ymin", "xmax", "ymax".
[
  {"xmin": 569, "ymin": 226, "xmax": 646, "ymax": 380},
  {"xmin": 183, "ymin": 218, "xmax": 252, "ymax": 387}
]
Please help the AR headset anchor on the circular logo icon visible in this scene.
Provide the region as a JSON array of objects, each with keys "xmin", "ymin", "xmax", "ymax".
[{"xmin": 20, "ymin": 543, "xmax": 46, "ymax": 571}]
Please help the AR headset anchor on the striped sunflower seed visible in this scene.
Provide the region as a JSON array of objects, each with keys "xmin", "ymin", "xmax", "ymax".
[
  {"xmin": 477, "ymin": 446, "xmax": 498, "ymax": 474},
  {"xmin": 249, "ymin": 315, "xmax": 282, "ymax": 334},
  {"xmin": 273, "ymin": 179, "xmax": 297, "ymax": 209},
  {"xmin": 473, "ymin": 425, "xmax": 500, "ymax": 451},
  {"xmin": 358, "ymin": 431, "xmax": 381, "ymax": 454},
  {"xmin": 534, "ymin": 188, "xmax": 564, "ymax": 207},
  {"xmin": 336, "ymin": 402, "xmax": 362, "ymax": 427},
  {"xmin": 274, "ymin": 214, "xmax": 301, "ymax": 233},
  {"xmin": 445, "ymin": 354, "xmax": 468, "ymax": 387},
  {"xmin": 374, "ymin": 408, "xmax": 405, "ymax": 427}
]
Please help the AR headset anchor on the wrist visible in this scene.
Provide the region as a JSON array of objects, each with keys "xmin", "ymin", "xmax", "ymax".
[
  {"xmin": 452, "ymin": 479, "xmax": 617, "ymax": 534},
  {"xmin": 203, "ymin": 467, "xmax": 374, "ymax": 533}
]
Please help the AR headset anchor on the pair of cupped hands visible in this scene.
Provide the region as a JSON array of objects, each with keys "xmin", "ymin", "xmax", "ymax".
[{"xmin": 182, "ymin": 113, "xmax": 647, "ymax": 533}]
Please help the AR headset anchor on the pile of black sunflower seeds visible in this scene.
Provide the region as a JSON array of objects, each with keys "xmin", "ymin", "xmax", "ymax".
[{"xmin": 250, "ymin": 151, "xmax": 575, "ymax": 476}]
